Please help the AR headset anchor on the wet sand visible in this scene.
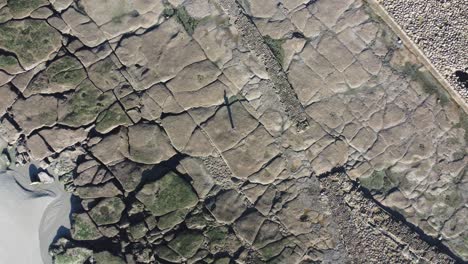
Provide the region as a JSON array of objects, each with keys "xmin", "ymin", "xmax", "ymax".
[{"xmin": 0, "ymin": 168, "xmax": 71, "ymax": 264}]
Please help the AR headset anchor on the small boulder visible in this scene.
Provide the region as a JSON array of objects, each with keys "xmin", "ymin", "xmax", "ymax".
[
  {"xmin": 37, "ymin": 171, "xmax": 54, "ymax": 184},
  {"xmin": 88, "ymin": 197, "xmax": 126, "ymax": 226},
  {"xmin": 71, "ymin": 213, "xmax": 102, "ymax": 241},
  {"xmin": 136, "ymin": 171, "xmax": 198, "ymax": 216},
  {"xmin": 93, "ymin": 251, "xmax": 126, "ymax": 264}
]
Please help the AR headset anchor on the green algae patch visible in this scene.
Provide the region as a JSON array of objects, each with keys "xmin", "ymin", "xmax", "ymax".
[
  {"xmin": 95, "ymin": 102, "xmax": 132, "ymax": 134},
  {"xmin": 0, "ymin": 20, "xmax": 61, "ymax": 69},
  {"xmin": 157, "ymin": 208, "xmax": 190, "ymax": 230},
  {"xmin": 136, "ymin": 171, "xmax": 198, "ymax": 216},
  {"xmin": 263, "ymin": 35, "xmax": 286, "ymax": 66},
  {"xmin": 155, "ymin": 245, "xmax": 183, "ymax": 263},
  {"xmin": 93, "ymin": 251, "xmax": 126, "ymax": 264},
  {"xmin": 0, "ymin": 54, "xmax": 19, "ymax": 69},
  {"xmin": 0, "ymin": 53, "xmax": 22, "ymax": 74},
  {"xmin": 259, "ymin": 238, "xmax": 292, "ymax": 261},
  {"xmin": 454, "ymin": 115, "xmax": 468, "ymax": 144},
  {"xmin": 205, "ymin": 226, "xmax": 228, "ymax": 244},
  {"xmin": 25, "ymin": 56, "xmax": 86, "ymax": 96},
  {"xmin": 128, "ymin": 222, "xmax": 148, "ymax": 241},
  {"xmin": 59, "ymin": 80, "xmax": 115, "ymax": 127},
  {"xmin": 88, "ymin": 197, "xmax": 126, "ymax": 226},
  {"xmin": 360, "ymin": 170, "xmax": 397, "ymax": 194},
  {"xmin": 414, "ymin": 68, "xmax": 449, "ymax": 105},
  {"xmin": 175, "ymin": 6, "xmax": 199, "ymax": 35},
  {"xmin": 168, "ymin": 231, "xmax": 204, "ymax": 258},
  {"xmin": 7, "ymin": 0, "xmax": 48, "ymax": 17},
  {"xmin": 54, "ymin": 247, "xmax": 92, "ymax": 264},
  {"xmin": 88, "ymin": 56, "xmax": 125, "ymax": 91},
  {"xmin": 71, "ymin": 213, "xmax": 102, "ymax": 241}
]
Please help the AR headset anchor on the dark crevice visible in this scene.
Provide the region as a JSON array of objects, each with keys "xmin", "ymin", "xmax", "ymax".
[
  {"xmin": 319, "ymin": 166, "xmax": 464, "ymax": 263},
  {"xmin": 357, "ymin": 185, "xmax": 465, "ymax": 263},
  {"xmin": 454, "ymin": 70, "xmax": 468, "ymax": 89}
]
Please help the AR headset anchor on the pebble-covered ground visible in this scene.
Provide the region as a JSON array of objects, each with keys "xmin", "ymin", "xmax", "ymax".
[
  {"xmin": 381, "ymin": 0, "xmax": 468, "ymax": 99},
  {"xmin": 0, "ymin": 0, "xmax": 467, "ymax": 263}
]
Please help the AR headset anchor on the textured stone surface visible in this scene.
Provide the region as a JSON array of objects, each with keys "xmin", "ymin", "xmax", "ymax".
[{"xmin": 0, "ymin": 0, "xmax": 465, "ymax": 263}]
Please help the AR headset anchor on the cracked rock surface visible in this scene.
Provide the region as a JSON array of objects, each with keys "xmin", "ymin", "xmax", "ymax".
[{"xmin": 0, "ymin": 0, "xmax": 466, "ymax": 263}]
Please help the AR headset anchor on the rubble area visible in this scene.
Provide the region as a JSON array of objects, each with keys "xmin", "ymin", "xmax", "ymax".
[{"xmin": 0, "ymin": 0, "xmax": 466, "ymax": 263}]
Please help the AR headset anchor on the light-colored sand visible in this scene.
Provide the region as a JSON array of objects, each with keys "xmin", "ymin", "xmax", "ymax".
[{"xmin": 0, "ymin": 169, "xmax": 70, "ymax": 264}]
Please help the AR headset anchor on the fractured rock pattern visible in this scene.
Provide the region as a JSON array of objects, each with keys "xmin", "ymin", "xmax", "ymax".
[{"xmin": 0, "ymin": 0, "xmax": 466, "ymax": 263}]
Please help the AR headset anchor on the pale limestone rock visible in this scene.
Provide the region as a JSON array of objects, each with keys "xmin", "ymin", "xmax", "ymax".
[
  {"xmin": 109, "ymin": 160, "xmax": 151, "ymax": 192},
  {"xmin": 10, "ymin": 95, "xmax": 57, "ymax": 135},
  {"xmin": 0, "ymin": 84, "xmax": 16, "ymax": 116},
  {"xmin": 288, "ymin": 59, "xmax": 325, "ymax": 105},
  {"xmin": 75, "ymin": 181, "xmax": 122, "ymax": 199},
  {"xmin": 337, "ymin": 28, "xmax": 367, "ymax": 54},
  {"xmin": 162, "ymin": 112, "xmax": 197, "ymax": 152},
  {"xmin": 310, "ymin": 140, "xmax": 348, "ymax": 175},
  {"xmin": 223, "ymin": 127, "xmax": 279, "ymax": 179},
  {"xmin": 300, "ymin": 44, "xmax": 334, "ymax": 80},
  {"xmin": 39, "ymin": 127, "xmax": 88, "ymax": 153},
  {"xmin": 173, "ymin": 80, "xmax": 228, "ymax": 110},
  {"xmin": 310, "ymin": 0, "xmax": 354, "ymax": 28},
  {"xmin": 233, "ymin": 210, "xmax": 265, "ymax": 244},
  {"xmin": 193, "ymin": 21, "xmax": 235, "ymax": 68},
  {"xmin": 317, "ymin": 35, "xmax": 355, "ymax": 72},
  {"xmin": 125, "ymin": 123, "xmax": 176, "ymax": 165},
  {"xmin": 201, "ymin": 101, "xmax": 258, "ymax": 152},
  {"xmin": 37, "ymin": 171, "xmax": 54, "ymax": 184},
  {"xmin": 344, "ymin": 61, "xmax": 371, "ymax": 88},
  {"xmin": 61, "ymin": 7, "xmax": 106, "ymax": 47},
  {"xmin": 180, "ymin": 157, "xmax": 215, "ymax": 198},
  {"xmin": 355, "ymin": 22, "xmax": 379, "ymax": 44},
  {"xmin": 27, "ymin": 134, "xmax": 53, "ymax": 161},
  {"xmin": 282, "ymin": 38, "xmax": 306, "ymax": 71},
  {"xmin": 115, "ymin": 18, "xmax": 206, "ymax": 90},
  {"xmin": 80, "ymin": 0, "xmax": 163, "ymax": 39},
  {"xmin": 88, "ymin": 56, "xmax": 126, "ymax": 92},
  {"xmin": 349, "ymin": 127, "xmax": 377, "ymax": 153},
  {"xmin": 247, "ymin": 0, "xmax": 279, "ymax": 18},
  {"xmin": 208, "ymin": 190, "xmax": 247, "ymax": 224},
  {"xmin": 90, "ymin": 130, "xmax": 127, "ymax": 165},
  {"xmin": 167, "ymin": 60, "xmax": 221, "ymax": 93},
  {"xmin": 183, "ymin": 128, "xmax": 215, "ymax": 157}
]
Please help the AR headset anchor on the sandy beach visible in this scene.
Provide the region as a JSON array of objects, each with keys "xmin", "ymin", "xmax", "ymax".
[{"xmin": 0, "ymin": 169, "xmax": 71, "ymax": 264}]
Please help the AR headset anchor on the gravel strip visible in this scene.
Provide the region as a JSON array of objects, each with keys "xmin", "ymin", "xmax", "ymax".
[{"xmin": 381, "ymin": 0, "xmax": 468, "ymax": 100}]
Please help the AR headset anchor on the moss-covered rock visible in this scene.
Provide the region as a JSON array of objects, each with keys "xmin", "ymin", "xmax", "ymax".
[
  {"xmin": 95, "ymin": 102, "xmax": 132, "ymax": 134},
  {"xmin": 214, "ymin": 257, "xmax": 231, "ymax": 264},
  {"xmin": 186, "ymin": 212, "xmax": 214, "ymax": 229},
  {"xmin": 360, "ymin": 170, "xmax": 397, "ymax": 194},
  {"xmin": 88, "ymin": 197, "xmax": 126, "ymax": 226},
  {"xmin": 205, "ymin": 226, "xmax": 228, "ymax": 245},
  {"xmin": 88, "ymin": 56, "xmax": 125, "ymax": 91},
  {"xmin": 175, "ymin": 6, "xmax": 199, "ymax": 35},
  {"xmin": 0, "ymin": 19, "xmax": 61, "ymax": 69},
  {"xmin": 168, "ymin": 230, "xmax": 204, "ymax": 258},
  {"xmin": 54, "ymin": 247, "xmax": 93, "ymax": 264},
  {"xmin": 205, "ymin": 225, "xmax": 241, "ymax": 254},
  {"xmin": 93, "ymin": 251, "xmax": 126, "ymax": 264},
  {"xmin": 71, "ymin": 213, "xmax": 102, "ymax": 241},
  {"xmin": 258, "ymin": 238, "xmax": 293, "ymax": 261},
  {"xmin": 58, "ymin": 79, "xmax": 115, "ymax": 127},
  {"xmin": 157, "ymin": 208, "xmax": 191, "ymax": 230},
  {"xmin": 25, "ymin": 56, "xmax": 86, "ymax": 96},
  {"xmin": 7, "ymin": 0, "xmax": 49, "ymax": 18},
  {"xmin": 155, "ymin": 245, "xmax": 183, "ymax": 263},
  {"xmin": 0, "ymin": 54, "xmax": 21, "ymax": 73},
  {"xmin": 136, "ymin": 171, "xmax": 198, "ymax": 216},
  {"xmin": 128, "ymin": 222, "xmax": 148, "ymax": 241},
  {"xmin": 263, "ymin": 36, "xmax": 285, "ymax": 65}
]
